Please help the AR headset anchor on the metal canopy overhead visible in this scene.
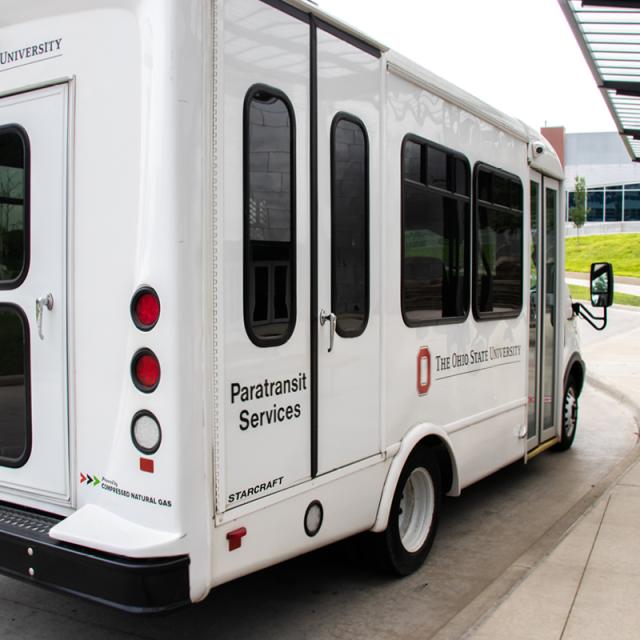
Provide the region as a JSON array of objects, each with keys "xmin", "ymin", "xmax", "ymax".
[{"xmin": 559, "ymin": 0, "xmax": 640, "ymax": 160}]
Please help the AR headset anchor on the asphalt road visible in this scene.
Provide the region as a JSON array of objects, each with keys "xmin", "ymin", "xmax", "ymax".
[
  {"xmin": 579, "ymin": 305, "xmax": 639, "ymax": 349},
  {"xmin": 1, "ymin": 309, "xmax": 637, "ymax": 640}
]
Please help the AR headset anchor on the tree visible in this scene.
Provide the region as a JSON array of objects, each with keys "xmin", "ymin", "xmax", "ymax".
[{"xmin": 570, "ymin": 176, "xmax": 589, "ymax": 241}]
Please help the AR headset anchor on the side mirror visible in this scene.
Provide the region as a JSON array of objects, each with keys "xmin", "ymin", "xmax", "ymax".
[
  {"xmin": 573, "ymin": 262, "xmax": 613, "ymax": 331},
  {"xmin": 590, "ymin": 262, "xmax": 614, "ymax": 308}
]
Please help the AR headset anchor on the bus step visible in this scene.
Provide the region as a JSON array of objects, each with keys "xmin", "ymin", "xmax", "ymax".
[{"xmin": 0, "ymin": 503, "xmax": 61, "ymax": 539}]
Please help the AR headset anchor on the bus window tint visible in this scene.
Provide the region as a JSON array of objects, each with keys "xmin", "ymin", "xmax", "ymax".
[
  {"xmin": 474, "ymin": 166, "xmax": 523, "ymax": 318},
  {"xmin": 403, "ymin": 140, "xmax": 423, "ymax": 183},
  {"xmin": 244, "ymin": 88, "xmax": 296, "ymax": 346},
  {"xmin": 331, "ymin": 116, "xmax": 369, "ymax": 338},
  {"xmin": 0, "ymin": 129, "xmax": 27, "ymax": 286},
  {"xmin": 401, "ymin": 137, "xmax": 470, "ymax": 325},
  {"xmin": 0, "ymin": 307, "xmax": 30, "ymax": 466}
]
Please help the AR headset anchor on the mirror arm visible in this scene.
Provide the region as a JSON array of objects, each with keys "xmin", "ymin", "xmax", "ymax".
[{"xmin": 572, "ymin": 302, "xmax": 608, "ymax": 331}]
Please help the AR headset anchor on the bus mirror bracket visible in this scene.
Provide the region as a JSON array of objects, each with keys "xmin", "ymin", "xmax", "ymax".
[{"xmin": 572, "ymin": 301, "xmax": 608, "ymax": 331}]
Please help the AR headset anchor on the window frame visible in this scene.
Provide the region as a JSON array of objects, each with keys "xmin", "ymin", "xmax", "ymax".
[
  {"xmin": 0, "ymin": 124, "xmax": 30, "ymax": 291},
  {"xmin": 243, "ymin": 84, "xmax": 297, "ymax": 348},
  {"xmin": 330, "ymin": 112, "xmax": 370, "ymax": 339},
  {"xmin": 472, "ymin": 162, "xmax": 524, "ymax": 321},
  {"xmin": 400, "ymin": 133, "xmax": 471, "ymax": 328},
  {"xmin": 0, "ymin": 303, "xmax": 32, "ymax": 468}
]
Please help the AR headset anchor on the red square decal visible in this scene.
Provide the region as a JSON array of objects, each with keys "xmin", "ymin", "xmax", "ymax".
[{"xmin": 140, "ymin": 458, "xmax": 154, "ymax": 473}]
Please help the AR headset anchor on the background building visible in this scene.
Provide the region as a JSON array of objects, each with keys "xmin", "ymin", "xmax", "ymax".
[{"xmin": 543, "ymin": 126, "xmax": 640, "ymax": 236}]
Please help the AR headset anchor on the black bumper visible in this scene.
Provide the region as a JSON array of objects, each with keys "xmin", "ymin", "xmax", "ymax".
[{"xmin": 0, "ymin": 502, "xmax": 190, "ymax": 613}]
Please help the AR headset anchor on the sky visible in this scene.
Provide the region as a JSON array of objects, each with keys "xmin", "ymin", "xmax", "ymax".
[{"xmin": 316, "ymin": 0, "xmax": 616, "ymax": 133}]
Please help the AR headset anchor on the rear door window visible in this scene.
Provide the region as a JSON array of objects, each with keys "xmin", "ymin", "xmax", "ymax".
[
  {"xmin": 0, "ymin": 306, "xmax": 31, "ymax": 466},
  {"xmin": 0, "ymin": 127, "xmax": 29, "ymax": 288}
]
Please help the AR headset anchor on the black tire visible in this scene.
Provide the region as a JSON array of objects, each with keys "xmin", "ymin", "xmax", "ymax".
[
  {"xmin": 373, "ymin": 447, "xmax": 442, "ymax": 576},
  {"xmin": 553, "ymin": 378, "xmax": 579, "ymax": 452}
]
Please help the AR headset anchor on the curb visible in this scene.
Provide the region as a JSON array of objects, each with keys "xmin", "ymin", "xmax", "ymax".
[
  {"xmin": 457, "ymin": 444, "xmax": 640, "ymax": 640},
  {"xmin": 430, "ymin": 375, "xmax": 640, "ymax": 640},
  {"xmin": 566, "ymin": 272, "xmax": 640, "ymax": 287},
  {"xmin": 586, "ymin": 373, "xmax": 640, "ymax": 429},
  {"xmin": 611, "ymin": 303, "xmax": 640, "ymax": 312}
]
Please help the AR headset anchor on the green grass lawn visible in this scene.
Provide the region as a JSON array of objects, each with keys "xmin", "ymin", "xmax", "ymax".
[
  {"xmin": 565, "ymin": 233, "xmax": 640, "ymax": 278},
  {"xmin": 569, "ymin": 284, "xmax": 640, "ymax": 308}
]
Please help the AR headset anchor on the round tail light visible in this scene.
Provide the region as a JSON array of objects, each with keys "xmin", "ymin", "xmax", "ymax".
[
  {"xmin": 132, "ymin": 349, "xmax": 161, "ymax": 392},
  {"xmin": 131, "ymin": 287, "xmax": 160, "ymax": 331}
]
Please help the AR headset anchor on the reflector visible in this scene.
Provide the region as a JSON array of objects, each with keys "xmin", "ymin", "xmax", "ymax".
[{"xmin": 304, "ymin": 501, "xmax": 323, "ymax": 537}]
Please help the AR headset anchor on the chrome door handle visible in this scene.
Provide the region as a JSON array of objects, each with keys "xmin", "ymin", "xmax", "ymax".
[
  {"xmin": 35, "ymin": 293, "xmax": 54, "ymax": 340},
  {"xmin": 319, "ymin": 309, "xmax": 336, "ymax": 353}
]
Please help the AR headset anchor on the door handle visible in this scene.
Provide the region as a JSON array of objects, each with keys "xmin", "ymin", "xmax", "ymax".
[
  {"xmin": 35, "ymin": 293, "xmax": 54, "ymax": 340},
  {"xmin": 319, "ymin": 309, "xmax": 336, "ymax": 353}
]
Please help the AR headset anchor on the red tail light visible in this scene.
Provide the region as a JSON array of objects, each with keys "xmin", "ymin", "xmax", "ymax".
[
  {"xmin": 132, "ymin": 349, "xmax": 161, "ymax": 392},
  {"xmin": 131, "ymin": 287, "xmax": 160, "ymax": 331}
]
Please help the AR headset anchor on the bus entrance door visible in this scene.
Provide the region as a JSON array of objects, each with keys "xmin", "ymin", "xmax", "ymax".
[{"xmin": 527, "ymin": 173, "xmax": 560, "ymax": 451}]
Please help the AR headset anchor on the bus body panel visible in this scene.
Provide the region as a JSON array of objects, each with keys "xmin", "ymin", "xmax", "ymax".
[{"xmin": 381, "ymin": 70, "xmax": 531, "ymax": 491}]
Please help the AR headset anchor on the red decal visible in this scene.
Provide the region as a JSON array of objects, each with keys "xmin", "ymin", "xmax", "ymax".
[
  {"xmin": 417, "ymin": 347, "xmax": 431, "ymax": 396},
  {"xmin": 80, "ymin": 473, "xmax": 86, "ymax": 484},
  {"xmin": 140, "ymin": 458, "xmax": 154, "ymax": 473},
  {"xmin": 227, "ymin": 527, "xmax": 247, "ymax": 552}
]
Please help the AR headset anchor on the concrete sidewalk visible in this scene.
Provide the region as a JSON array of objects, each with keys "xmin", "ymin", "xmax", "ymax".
[
  {"xmin": 565, "ymin": 271, "xmax": 640, "ymax": 297},
  {"xmin": 466, "ymin": 311, "xmax": 640, "ymax": 640}
]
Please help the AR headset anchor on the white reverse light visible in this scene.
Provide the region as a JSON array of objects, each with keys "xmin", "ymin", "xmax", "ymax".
[{"xmin": 131, "ymin": 411, "xmax": 162, "ymax": 455}]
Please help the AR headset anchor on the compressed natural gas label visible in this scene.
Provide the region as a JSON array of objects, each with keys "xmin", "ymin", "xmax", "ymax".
[{"xmin": 80, "ymin": 473, "xmax": 173, "ymax": 508}]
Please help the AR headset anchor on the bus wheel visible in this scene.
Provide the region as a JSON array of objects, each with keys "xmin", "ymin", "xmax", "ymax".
[
  {"xmin": 378, "ymin": 447, "xmax": 442, "ymax": 576},
  {"xmin": 554, "ymin": 378, "xmax": 578, "ymax": 452}
]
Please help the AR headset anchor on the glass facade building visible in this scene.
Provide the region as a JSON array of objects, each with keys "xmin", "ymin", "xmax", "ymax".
[{"xmin": 567, "ymin": 182, "xmax": 640, "ymax": 223}]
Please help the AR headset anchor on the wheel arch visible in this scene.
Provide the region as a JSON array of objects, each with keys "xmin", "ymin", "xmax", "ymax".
[
  {"xmin": 565, "ymin": 352, "xmax": 585, "ymax": 396},
  {"xmin": 372, "ymin": 424, "xmax": 459, "ymax": 533}
]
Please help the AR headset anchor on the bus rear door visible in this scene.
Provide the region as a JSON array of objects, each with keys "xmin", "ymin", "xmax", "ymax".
[{"xmin": 0, "ymin": 84, "xmax": 70, "ymax": 505}]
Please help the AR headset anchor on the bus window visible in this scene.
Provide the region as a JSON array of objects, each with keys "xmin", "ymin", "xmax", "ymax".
[
  {"xmin": 331, "ymin": 115, "xmax": 369, "ymax": 338},
  {"xmin": 243, "ymin": 86, "xmax": 296, "ymax": 347},
  {"xmin": 473, "ymin": 165, "xmax": 523, "ymax": 319},
  {"xmin": 401, "ymin": 136, "xmax": 470, "ymax": 326}
]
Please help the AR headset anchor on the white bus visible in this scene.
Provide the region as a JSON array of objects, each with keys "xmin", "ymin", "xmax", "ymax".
[{"xmin": 0, "ymin": 0, "xmax": 613, "ymax": 612}]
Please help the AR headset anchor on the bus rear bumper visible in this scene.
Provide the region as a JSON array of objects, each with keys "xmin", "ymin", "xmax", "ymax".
[{"xmin": 0, "ymin": 502, "xmax": 190, "ymax": 613}]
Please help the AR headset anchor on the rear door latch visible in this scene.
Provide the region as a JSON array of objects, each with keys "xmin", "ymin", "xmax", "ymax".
[{"xmin": 35, "ymin": 293, "xmax": 54, "ymax": 340}]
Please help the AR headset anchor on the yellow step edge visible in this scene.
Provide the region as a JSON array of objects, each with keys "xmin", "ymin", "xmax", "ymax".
[{"xmin": 526, "ymin": 437, "xmax": 560, "ymax": 462}]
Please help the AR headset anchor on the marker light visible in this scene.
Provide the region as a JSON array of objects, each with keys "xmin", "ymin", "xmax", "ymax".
[
  {"xmin": 131, "ymin": 349, "xmax": 161, "ymax": 392},
  {"xmin": 131, "ymin": 411, "xmax": 162, "ymax": 455},
  {"xmin": 131, "ymin": 287, "xmax": 160, "ymax": 331},
  {"xmin": 304, "ymin": 501, "xmax": 323, "ymax": 537}
]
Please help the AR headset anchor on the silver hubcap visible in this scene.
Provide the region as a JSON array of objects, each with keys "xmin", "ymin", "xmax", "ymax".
[
  {"xmin": 564, "ymin": 387, "xmax": 577, "ymax": 439},
  {"xmin": 398, "ymin": 467, "xmax": 435, "ymax": 553}
]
